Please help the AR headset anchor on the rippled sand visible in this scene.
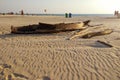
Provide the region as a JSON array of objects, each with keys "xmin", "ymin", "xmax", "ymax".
[{"xmin": 0, "ymin": 15, "xmax": 120, "ymax": 80}]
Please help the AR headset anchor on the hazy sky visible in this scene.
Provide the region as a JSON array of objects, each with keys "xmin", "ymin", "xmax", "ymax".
[{"xmin": 0, "ymin": 0, "xmax": 120, "ymax": 14}]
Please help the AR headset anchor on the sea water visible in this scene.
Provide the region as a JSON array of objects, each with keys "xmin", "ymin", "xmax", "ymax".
[{"xmin": 34, "ymin": 14, "xmax": 114, "ymax": 17}]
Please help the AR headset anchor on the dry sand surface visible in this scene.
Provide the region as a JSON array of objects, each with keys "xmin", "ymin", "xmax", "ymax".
[{"xmin": 0, "ymin": 15, "xmax": 120, "ymax": 80}]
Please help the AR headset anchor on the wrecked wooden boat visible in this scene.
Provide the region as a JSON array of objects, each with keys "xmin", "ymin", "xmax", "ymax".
[{"xmin": 11, "ymin": 20, "xmax": 90, "ymax": 34}]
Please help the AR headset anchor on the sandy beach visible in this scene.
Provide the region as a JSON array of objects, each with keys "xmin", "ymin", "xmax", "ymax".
[{"xmin": 0, "ymin": 15, "xmax": 120, "ymax": 80}]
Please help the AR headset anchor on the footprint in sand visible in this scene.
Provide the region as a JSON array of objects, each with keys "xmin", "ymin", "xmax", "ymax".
[
  {"xmin": 37, "ymin": 76, "xmax": 51, "ymax": 80},
  {"xmin": 0, "ymin": 64, "xmax": 28, "ymax": 80}
]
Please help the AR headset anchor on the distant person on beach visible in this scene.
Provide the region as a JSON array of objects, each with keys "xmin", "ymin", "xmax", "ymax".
[
  {"xmin": 69, "ymin": 13, "xmax": 72, "ymax": 18},
  {"xmin": 114, "ymin": 10, "xmax": 117, "ymax": 16},
  {"xmin": 114, "ymin": 10, "xmax": 120, "ymax": 18},
  {"xmin": 65, "ymin": 13, "xmax": 68, "ymax": 18},
  {"xmin": 44, "ymin": 9, "xmax": 47, "ymax": 14},
  {"xmin": 114, "ymin": 10, "xmax": 119, "ymax": 16},
  {"xmin": 21, "ymin": 10, "xmax": 24, "ymax": 15}
]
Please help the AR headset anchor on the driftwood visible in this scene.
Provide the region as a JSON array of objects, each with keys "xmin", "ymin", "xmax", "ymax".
[
  {"xmin": 82, "ymin": 29, "xmax": 113, "ymax": 38},
  {"xmin": 11, "ymin": 20, "xmax": 90, "ymax": 34},
  {"xmin": 11, "ymin": 20, "xmax": 113, "ymax": 40},
  {"xmin": 69, "ymin": 26, "xmax": 113, "ymax": 40}
]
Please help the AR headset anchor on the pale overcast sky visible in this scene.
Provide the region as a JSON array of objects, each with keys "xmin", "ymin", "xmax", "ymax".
[{"xmin": 0, "ymin": 0, "xmax": 120, "ymax": 14}]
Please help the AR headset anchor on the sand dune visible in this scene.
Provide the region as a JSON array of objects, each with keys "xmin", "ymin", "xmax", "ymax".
[{"xmin": 0, "ymin": 15, "xmax": 120, "ymax": 80}]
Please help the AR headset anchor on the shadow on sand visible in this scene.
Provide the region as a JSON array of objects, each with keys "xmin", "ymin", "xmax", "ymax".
[
  {"xmin": 0, "ymin": 33, "xmax": 113, "ymax": 48},
  {"xmin": 0, "ymin": 33, "xmax": 55, "ymax": 39}
]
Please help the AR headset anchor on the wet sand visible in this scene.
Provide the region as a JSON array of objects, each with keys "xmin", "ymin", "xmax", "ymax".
[{"xmin": 0, "ymin": 15, "xmax": 120, "ymax": 80}]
